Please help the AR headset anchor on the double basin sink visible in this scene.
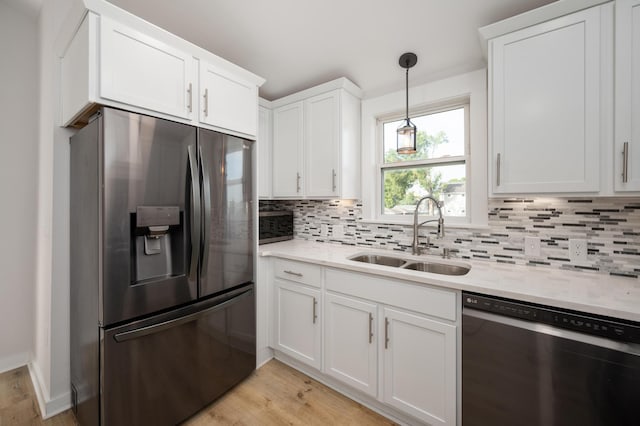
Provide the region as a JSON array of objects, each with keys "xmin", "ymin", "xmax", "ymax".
[{"xmin": 348, "ymin": 253, "xmax": 470, "ymax": 276}]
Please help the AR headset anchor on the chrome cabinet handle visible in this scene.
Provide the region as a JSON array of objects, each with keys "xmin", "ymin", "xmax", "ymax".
[
  {"xmin": 496, "ymin": 153, "xmax": 501, "ymax": 187},
  {"xmin": 368, "ymin": 313, "xmax": 373, "ymax": 344},
  {"xmin": 284, "ymin": 270, "xmax": 302, "ymax": 277},
  {"xmin": 332, "ymin": 169, "xmax": 337, "ymax": 192},
  {"xmin": 312, "ymin": 297, "xmax": 318, "ymax": 324},
  {"xmin": 203, "ymin": 88, "xmax": 209, "ymax": 117},
  {"xmin": 384, "ymin": 317, "xmax": 390, "ymax": 349},
  {"xmin": 187, "ymin": 83, "xmax": 193, "ymax": 113},
  {"xmin": 296, "ymin": 172, "xmax": 301, "ymax": 193},
  {"xmin": 622, "ymin": 142, "xmax": 629, "ymax": 183}
]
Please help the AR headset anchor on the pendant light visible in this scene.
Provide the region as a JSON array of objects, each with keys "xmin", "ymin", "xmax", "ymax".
[{"xmin": 397, "ymin": 52, "xmax": 418, "ymax": 154}]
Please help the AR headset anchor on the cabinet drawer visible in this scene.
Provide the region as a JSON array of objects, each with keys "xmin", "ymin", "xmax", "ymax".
[
  {"xmin": 325, "ymin": 268, "xmax": 456, "ymax": 321},
  {"xmin": 274, "ymin": 259, "xmax": 322, "ymax": 288}
]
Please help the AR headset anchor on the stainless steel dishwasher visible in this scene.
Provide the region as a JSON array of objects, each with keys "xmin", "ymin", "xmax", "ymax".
[{"xmin": 462, "ymin": 291, "xmax": 640, "ymax": 426}]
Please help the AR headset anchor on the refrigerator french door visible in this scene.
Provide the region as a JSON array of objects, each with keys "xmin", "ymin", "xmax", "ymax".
[
  {"xmin": 70, "ymin": 107, "xmax": 255, "ymax": 426},
  {"xmin": 103, "ymin": 286, "xmax": 255, "ymax": 426}
]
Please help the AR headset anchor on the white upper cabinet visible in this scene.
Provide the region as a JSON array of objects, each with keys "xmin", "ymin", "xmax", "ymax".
[
  {"xmin": 615, "ymin": 0, "xmax": 640, "ymax": 191},
  {"xmin": 489, "ymin": 4, "xmax": 608, "ymax": 194},
  {"xmin": 272, "ymin": 101, "xmax": 304, "ymax": 197},
  {"xmin": 199, "ymin": 60, "xmax": 258, "ymax": 136},
  {"xmin": 100, "ymin": 16, "xmax": 195, "ymax": 121},
  {"xmin": 268, "ymin": 78, "xmax": 362, "ymax": 199},
  {"xmin": 304, "ymin": 91, "xmax": 340, "ymax": 197},
  {"xmin": 59, "ymin": 4, "xmax": 263, "ymax": 138},
  {"xmin": 257, "ymin": 103, "xmax": 273, "ymax": 198}
]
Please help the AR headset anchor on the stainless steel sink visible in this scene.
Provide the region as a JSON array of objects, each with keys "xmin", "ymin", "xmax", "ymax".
[
  {"xmin": 348, "ymin": 253, "xmax": 471, "ymax": 276},
  {"xmin": 402, "ymin": 261, "xmax": 470, "ymax": 276},
  {"xmin": 348, "ymin": 254, "xmax": 407, "ymax": 267}
]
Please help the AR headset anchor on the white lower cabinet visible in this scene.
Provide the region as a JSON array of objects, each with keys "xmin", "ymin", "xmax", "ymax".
[
  {"xmin": 269, "ymin": 261, "xmax": 459, "ymax": 425},
  {"xmin": 383, "ymin": 307, "xmax": 457, "ymax": 426},
  {"xmin": 273, "ymin": 279, "xmax": 321, "ymax": 369},
  {"xmin": 324, "ymin": 292, "xmax": 378, "ymax": 397}
]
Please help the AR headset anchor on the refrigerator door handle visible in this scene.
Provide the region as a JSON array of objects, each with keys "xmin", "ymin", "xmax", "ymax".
[
  {"xmin": 199, "ymin": 144, "xmax": 212, "ymax": 280},
  {"xmin": 113, "ymin": 287, "xmax": 252, "ymax": 342},
  {"xmin": 187, "ymin": 145, "xmax": 201, "ymax": 281}
]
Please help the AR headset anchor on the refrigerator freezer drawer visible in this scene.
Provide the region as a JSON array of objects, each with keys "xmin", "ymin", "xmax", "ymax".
[{"xmin": 102, "ymin": 285, "xmax": 255, "ymax": 426}]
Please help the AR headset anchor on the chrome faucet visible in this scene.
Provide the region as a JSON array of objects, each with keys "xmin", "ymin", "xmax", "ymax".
[{"xmin": 412, "ymin": 195, "xmax": 445, "ymax": 255}]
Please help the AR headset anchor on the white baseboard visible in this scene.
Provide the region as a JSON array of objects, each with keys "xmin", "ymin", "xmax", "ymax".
[
  {"xmin": 28, "ymin": 361, "xmax": 72, "ymax": 419},
  {"xmin": 256, "ymin": 347, "xmax": 274, "ymax": 368},
  {"xmin": 0, "ymin": 351, "xmax": 30, "ymax": 374}
]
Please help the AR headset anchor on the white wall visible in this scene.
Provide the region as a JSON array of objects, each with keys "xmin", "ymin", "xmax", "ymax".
[
  {"xmin": 32, "ymin": 0, "xmax": 77, "ymax": 418},
  {"xmin": 0, "ymin": 1, "xmax": 39, "ymax": 374}
]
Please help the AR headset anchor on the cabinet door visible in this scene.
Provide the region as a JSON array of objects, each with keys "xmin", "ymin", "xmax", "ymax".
[
  {"xmin": 200, "ymin": 61, "xmax": 257, "ymax": 136},
  {"xmin": 257, "ymin": 105, "xmax": 272, "ymax": 198},
  {"xmin": 615, "ymin": 0, "xmax": 640, "ymax": 191},
  {"xmin": 273, "ymin": 279, "xmax": 321, "ymax": 369},
  {"xmin": 324, "ymin": 293, "xmax": 377, "ymax": 397},
  {"xmin": 272, "ymin": 102, "xmax": 304, "ymax": 196},
  {"xmin": 100, "ymin": 16, "xmax": 195, "ymax": 120},
  {"xmin": 383, "ymin": 307, "xmax": 456, "ymax": 426},
  {"xmin": 490, "ymin": 6, "xmax": 604, "ymax": 194},
  {"xmin": 305, "ymin": 91, "xmax": 340, "ymax": 197}
]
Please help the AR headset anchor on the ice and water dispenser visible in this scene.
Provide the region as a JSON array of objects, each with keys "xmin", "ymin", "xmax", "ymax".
[{"xmin": 131, "ymin": 206, "xmax": 185, "ymax": 283}]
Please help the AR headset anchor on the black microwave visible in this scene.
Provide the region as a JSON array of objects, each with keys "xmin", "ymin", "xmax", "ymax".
[{"xmin": 258, "ymin": 211, "xmax": 294, "ymax": 244}]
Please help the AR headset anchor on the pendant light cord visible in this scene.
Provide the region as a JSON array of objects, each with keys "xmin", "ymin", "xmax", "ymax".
[{"xmin": 405, "ymin": 67, "xmax": 409, "ymax": 122}]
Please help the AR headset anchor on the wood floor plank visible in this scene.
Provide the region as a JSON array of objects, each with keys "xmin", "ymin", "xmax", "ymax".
[
  {"xmin": 1, "ymin": 360, "xmax": 396, "ymax": 425},
  {"xmin": 185, "ymin": 360, "xmax": 396, "ymax": 426}
]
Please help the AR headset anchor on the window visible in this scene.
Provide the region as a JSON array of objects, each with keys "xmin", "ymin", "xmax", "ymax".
[
  {"xmin": 360, "ymin": 69, "xmax": 487, "ymax": 227},
  {"xmin": 378, "ymin": 103, "xmax": 469, "ymax": 221}
]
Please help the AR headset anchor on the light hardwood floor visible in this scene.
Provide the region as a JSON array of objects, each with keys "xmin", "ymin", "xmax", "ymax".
[{"xmin": 0, "ymin": 360, "xmax": 396, "ymax": 425}]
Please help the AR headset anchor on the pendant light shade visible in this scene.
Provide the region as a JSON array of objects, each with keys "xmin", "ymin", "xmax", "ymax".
[{"xmin": 397, "ymin": 52, "xmax": 418, "ymax": 154}]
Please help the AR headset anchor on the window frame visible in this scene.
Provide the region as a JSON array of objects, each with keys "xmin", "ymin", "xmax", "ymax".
[
  {"xmin": 359, "ymin": 69, "xmax": 488, "ymax": 229},
  {"xmin": 376, "ymin": 101, "xmax": 471, "ymax": 224}
]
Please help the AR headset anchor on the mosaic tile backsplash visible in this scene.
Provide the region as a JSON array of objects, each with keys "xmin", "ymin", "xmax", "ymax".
[{"xmin": 259, "ymin": 198, "xmax": 640, "ymax": 278}]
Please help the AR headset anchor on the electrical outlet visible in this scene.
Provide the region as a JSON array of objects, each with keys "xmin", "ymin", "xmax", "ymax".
[
  {"xmin": 569, "ymin": 239, "xmax": 588, "ymax": 262},
  {"xmin": 333, "ymin": 224, "xmax": 344, "ymax": 238},
  {"xmin": 524, "ymin": 236, "xmax": 541, "ymax": 257}
]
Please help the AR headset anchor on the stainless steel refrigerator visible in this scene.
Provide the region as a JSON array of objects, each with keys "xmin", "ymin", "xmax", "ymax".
[{"xmin": 70, "ymin": 107, "xmax": 256, "ymax": 425}]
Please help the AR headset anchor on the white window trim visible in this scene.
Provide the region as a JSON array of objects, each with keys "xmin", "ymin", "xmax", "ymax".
[
  {"xmin": 360, "ymin": 69, "xmax": 488, "ymax": 228},
  {"xmin": 378, "ymin": 102, "xmax": 470, "ymax": 223}
]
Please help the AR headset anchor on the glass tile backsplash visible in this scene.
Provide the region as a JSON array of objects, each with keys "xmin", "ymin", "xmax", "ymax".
[{"xmin": 260, "ymin": 198, "xmax": 640, "ymax": 278}]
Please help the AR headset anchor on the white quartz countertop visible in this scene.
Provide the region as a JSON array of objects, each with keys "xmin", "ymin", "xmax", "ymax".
[{"xmin": 259, "ymin": 240, "xmax": 640, "ymax": 322}]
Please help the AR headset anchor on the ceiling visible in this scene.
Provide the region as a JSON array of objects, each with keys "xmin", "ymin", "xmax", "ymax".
[{"xmin": 7, "ymin": 0, "xmax": 558, "ymax": 100}]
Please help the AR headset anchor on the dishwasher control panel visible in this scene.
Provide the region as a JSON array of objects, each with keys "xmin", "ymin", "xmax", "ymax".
[{"xmin": 463, "ymin": 292, "xmax": 640, "ymax": 345}]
